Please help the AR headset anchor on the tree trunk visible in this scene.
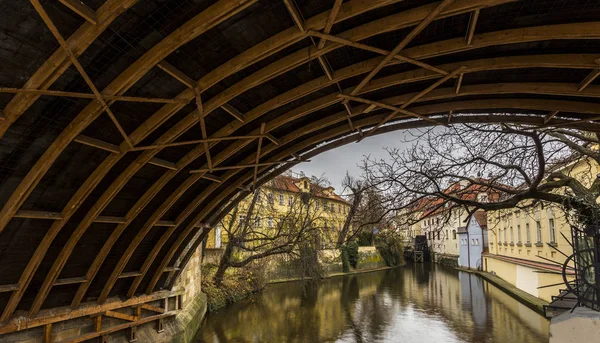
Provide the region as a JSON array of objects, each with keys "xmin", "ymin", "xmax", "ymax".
[
  {"xmin": 213, "ymin": 239, "xmax": 234, "ymax": 286},
  {"xmin": 337, "ymin": 192, "xmax": 362, "ymax": 247}
]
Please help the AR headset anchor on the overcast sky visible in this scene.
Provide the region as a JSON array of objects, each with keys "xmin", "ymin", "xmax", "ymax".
[{"xmin": 290, "ymin": 129, "xmax": 420, "ymax": 196}]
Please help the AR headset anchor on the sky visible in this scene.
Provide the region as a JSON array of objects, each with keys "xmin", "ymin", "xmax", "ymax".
[{"xmin": 290, "ymin": 129, "xmax": 419, "ymax": 196}]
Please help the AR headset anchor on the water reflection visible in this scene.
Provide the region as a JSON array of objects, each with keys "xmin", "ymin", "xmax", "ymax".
[{"xmin": 195, "ymin": 264, "xmax": 549, "ymax": 343}]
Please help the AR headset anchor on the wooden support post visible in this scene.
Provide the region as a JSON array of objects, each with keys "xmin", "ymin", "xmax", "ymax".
[
  {"xmin": 455, "ymin": 73, "xmax": 464, "ymax": 94},
  {"xmin": 44, "ymin": 323, "xmax": 52, "ymax": 343},
  {"xmin": 157, "ymin": 318, "xmax": 164, "ymax": 333},
  {"xmin": 141, "ymin": 304, "xmax": 165, "ymax": 314},
  {"xmin": 448, "ymin": 110, "xmax": 454, "ymax": 124},
  {"xmin": 342, "ymin": 102, "xmax": 356, "ymax": 131},
  {"xmin": 363, "ymin": 104, "xmax": 377, "ymax": 113},
  {"xmin": 253, "ymin": 123, "xmax": 266, "ymax": 189},
  {"xmin": 193, "ymin": 87, "xmax": 213, "ymax": 172},
  {"xmin": 265, "ymin": 133, "xmax": 281, "ymax": 146},
  {"xmin": 189, "ymin": 159, "xmax": 309, "ymax": 173},
  {"xmin": 544, "ymin": 110, "xmax": 560, "ymax": 124},
  {"xmin": 130, "ymin": 135, "xmax": 262, "ymax": 151},
  {"xmin": 29, "ymin": 0, "xmax": 133, "ymax": 148},
  {"xmin": 129, "ymin": 326, "xmax": 137, "ymax": 342},
  {"xmin": 58, "ymin": 0, "xmax": 97, "ymax": 25},
  {"xmin": 94, "ymin": 315, "xmax": 102, "ymax": 332},
  {"xmin": 465, "ymin": 9, "xmax": 480, "ymax": 45}
]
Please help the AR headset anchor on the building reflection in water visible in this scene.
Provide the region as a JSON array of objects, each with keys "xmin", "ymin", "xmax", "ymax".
[{"xmin": 195, "ymin": 264, "xmax": 549, "ymax": 343}]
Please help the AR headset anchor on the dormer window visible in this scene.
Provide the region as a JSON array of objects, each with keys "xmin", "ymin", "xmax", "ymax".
[{"xmin": 304, "ymin": 180, "xmax": 308, "ymax": 189}]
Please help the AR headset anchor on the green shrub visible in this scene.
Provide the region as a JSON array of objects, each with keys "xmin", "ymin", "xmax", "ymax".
[
  {"xmin": 376, "ymin": 236, "xmax": 405, "ymax": 267},
  {"xmin": 347, "ymin": 240, "xmax": 359, "ymax": 268},
  {"xmin": 340, "ymin": 245, "xmax": 350, "ymax": 273}
]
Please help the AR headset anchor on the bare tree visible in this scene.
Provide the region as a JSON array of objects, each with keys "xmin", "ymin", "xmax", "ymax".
[
  {"xmin": 361, "ymin": 123, "xmax": 600, "ymax": 234},
  {"xmin": 213, "ymin": 181, "xmax": 328, "ymax": 286}
]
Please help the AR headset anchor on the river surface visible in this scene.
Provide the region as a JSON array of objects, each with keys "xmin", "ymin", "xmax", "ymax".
[{"xmin": 194, "ymin": 264, "xmax": 549, "ymax": 343}]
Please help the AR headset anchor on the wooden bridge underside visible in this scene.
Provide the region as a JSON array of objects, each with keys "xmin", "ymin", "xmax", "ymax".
[{"xmin": 0, "ymin": 0, "xmax": 599, "ymax": 330}]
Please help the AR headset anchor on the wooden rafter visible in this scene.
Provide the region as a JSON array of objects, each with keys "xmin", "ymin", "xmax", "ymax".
[
  {"xmin": 544, "ymin": 110, "xmax": 560, "ymax": 124},
  {"xmin": 130, "ymin": 134, "xmax": 264, "ymax": 151},
  {"xmin": 358, "ymin": 65, "xmax": 466, "ymax": 139},
  {"xmin": 58, "ymin": 0, "xmax": 97, "ymax": 24},
  {"xmin": 95, "ymin": 216, "xmax": 127, "ymax": 224},
  {"xmin": 149, "ymin": 158, "xmax": 178, "ymax": 171},
  {"xmin": 578, "ymin": 59, "xmax": 600, "ymax": 92},
  {"xmin": 29, "ymin": 0, "xmax": 133, "ymax": 148},
  {"xmin": 221, "ymin": 104, "xmax": 245, "ymax": 122},
  {"xmin": 316, "ymin": 0, "xmax": 343, "ymax": 49},
  {"xmin": 465, "ymin": 9, "xmax": 480, "ymax": 45},
  {"xmin": 14, "ymin": 210, "xmax": 63, "ymax": 220},
  {"xmin": 1, "ymin": 0, "xmax": 257, "ymax": 321},
  {"xmin": 157, "ymin": 62, "xmax": 196, "ymax": 89},
  {"xmin": 342, "ymin": 102, "xmax": 356, "ymax": 132},
  {"xmin": 0, "ymin": 87, "xmax": 186, "ymax": 104},
  {"xmin": 348, "ymin": 0, "xmax": 456, "ymax": 97},
  {"xmin": 0, "ymin": 0, "xmax": 520, "ymax": 240},
  {"xmin": 283, "ymin": 0, "xmax": 305, "ymax": 32},
  {"xmin": 202, "ymin": 174, "xmax": 223, "ymax": 183},
  {"xmin": 307, "ymin": 31, "xmax": 449, "ymax": 76},
  {"xmin": 74, "ymin": 135, "xmax": 121, "ymax": 154},
  {"xmin": 253, "ymin": 123, "xmax": 266, "ymax": 188},
  {"xmin": 455, "ymin": 73, "xmax": 464, "ymax": 94},
  {"xmin": 194, "ymin": 87, "xmax": 213, "ymax": 172},
  {"xmin": 3, "ymin": 0, "xmax": 600, "ymax": 322},
  {"xmin": 189, "ymin": 158, "xmax": 308, "ymax": 174}
]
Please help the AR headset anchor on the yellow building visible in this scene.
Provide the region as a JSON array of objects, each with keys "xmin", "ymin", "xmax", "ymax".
[
  {"xmin": 483, "ymin": 157, "xmax": 597, "ymax": 302},
  {"xmin": 206, "ymin": 172, "xmax": 352, "ymax": 250}
]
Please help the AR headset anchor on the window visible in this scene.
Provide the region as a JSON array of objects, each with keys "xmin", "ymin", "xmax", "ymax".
[
  {"xmin": 304, "ymin": 181, "xmax": 308, "ymax": 189},
  {"xmin": 316, "ymin": 201, "xmax": 320, "ymax": 210},
  {"xmin": 239, "ymin": 215, "xmax": 246, "ymax": 226},
  {"xmin": 331, "ymin": 203, "xmax": 335, "ymax": 212},
  {"xmin": 267, "ymin": 193, "xmax": 274, "ymax": 204},
  {"xmin": 452, "ymin": 230, "xmax": 457, "ymax": 240},
  {"xmin": 437, "ymin": 231, "xmax": 440, "ymax": 240},
  {"xmin": 549, "ymin": 218, "xmax": 556, "ymax": 243},
  {"xmin": 517, "ymin": 225, "xmax": 521, "ymax": 243},
  {"xmin": 503, "ymin": 228, "xmax": 507, "ymax": 243},
  {"xmin": 268, "ymin": 216, "xmax": 274, "ymax": 228},
  {"xmin": 279, "ymin": 194, "xmax": 284, "ymax": 205},
  {"xmin": 510, "ymin": 227, "xmax": 514, "ymax": 243},
  {"xmin": 338, "ymin": 204, "xmax": 342, "ymax": 213},
  {"xmin": 322, "ymin": 200, "xmax": 327, "ymax": 211},
  {"xmin": 526, "ymin": 223, "xmax": 531, "ymax": 243},
  {"xmin": 536, "ymin": 220, "xmax": 542, "ymax": 243},
  {"xmin": 257, "ymin": 193, "xmax": 262, "ymax": 202},
  {"xmin": 254, "ymin": 216, "xmax": 261, "ymax": 228},
  {"xmin": 288, "ymin": 196, "xmax": 293, "ymax": 206},
  {"xmin": 324, "ymin": 221, "xmax": 327, "ymax": 230},
  {"xmin": 475, "ymin": 239, "xmax": 480, "ymax": 246}
]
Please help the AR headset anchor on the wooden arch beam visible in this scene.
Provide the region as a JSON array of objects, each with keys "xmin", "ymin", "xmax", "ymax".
[
  {"xmin": 64, "ymin": 55, "xmax": 600, "ymax": 304},
  {"xmin": 2, "ymin": 4, "xmax": 596, "ymax": 320},
  {"xmin": 4, "ymin": 0, "xmax": 257, "ymax": 320},
  {"xmin": 0, "ymin": 0, "xmax": 559, "ymax": 243},
  {"xmin": 10, "ymin": 50, "xmax": 600, "ymax": 318},
  {"xmin": 142, "ymin": 98, "xmax": 600, "ymax": 294},
  {"xmin": 138, "ymin": 96, "xmax": 600, "ymax": 295},
  {"xmin": 0, "ymin": 0, "xmax": 138, "ymax": 139}
]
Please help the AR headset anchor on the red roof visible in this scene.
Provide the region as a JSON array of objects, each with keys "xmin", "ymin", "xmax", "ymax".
[{"xmin": 266, "ymin": 175, "xmax": 350, "ymax": 204}]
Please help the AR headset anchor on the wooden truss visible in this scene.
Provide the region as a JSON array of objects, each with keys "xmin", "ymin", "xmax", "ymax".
[{"xmin": 2, "ymin": 0, "xmax": 600, "ymax": 326}]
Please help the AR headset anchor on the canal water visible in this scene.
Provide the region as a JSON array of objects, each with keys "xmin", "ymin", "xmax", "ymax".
[{"xmin": 194, "ymin": 264, "xmax": 549, "ymax": 342}]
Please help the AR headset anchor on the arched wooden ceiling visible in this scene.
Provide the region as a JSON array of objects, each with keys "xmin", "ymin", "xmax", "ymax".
[{"xmin": 0, "ymin": 0, "xmax": 599, "ymax": 321}]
